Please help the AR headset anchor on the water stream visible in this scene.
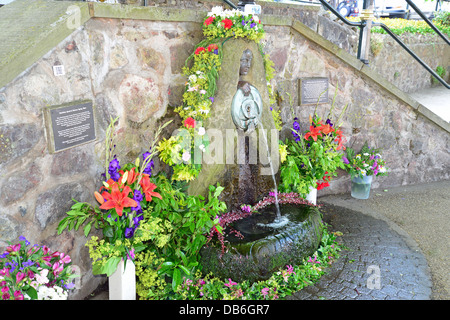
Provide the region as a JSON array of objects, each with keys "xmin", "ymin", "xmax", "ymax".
[{"xmin": 258, "ymin": 123, "xmax": 289, "ymax": 228}]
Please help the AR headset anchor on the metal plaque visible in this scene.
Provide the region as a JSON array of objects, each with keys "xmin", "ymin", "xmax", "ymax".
[
  {"xmin": 299, "ymin": 77, "xmax": 329, "ymax": 105},
  {"xmin": 45, "ymin": 101, "xmax": 96, "ymax": 153}
]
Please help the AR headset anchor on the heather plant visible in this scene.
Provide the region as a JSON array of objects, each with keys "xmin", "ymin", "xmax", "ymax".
[{"xmin": 165, "ymin": 225, "xmax": 343, "ymax": 300}]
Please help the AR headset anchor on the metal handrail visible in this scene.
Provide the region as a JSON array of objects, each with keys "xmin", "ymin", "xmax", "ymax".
[
  {"xmin": 221, "ymin": 0, "xmax": 449, "ymax": 88},
  {"xmin": 317, "ymin": 0, "xmax": 450, "ymax": 89}
]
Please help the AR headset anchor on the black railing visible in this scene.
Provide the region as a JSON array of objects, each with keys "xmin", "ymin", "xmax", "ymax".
[
  {"xmin": 222, "ymin": 0, "xmax": 449, "ymax": 88},
  {"xmin": 317, "ymin": 0, "xmax": 450, "ymax": 89}
]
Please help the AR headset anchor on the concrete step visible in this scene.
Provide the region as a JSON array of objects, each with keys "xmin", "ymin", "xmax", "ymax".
[{"xmin": 410, "ymin": 86, "xmax": 450, "ymax": 123}]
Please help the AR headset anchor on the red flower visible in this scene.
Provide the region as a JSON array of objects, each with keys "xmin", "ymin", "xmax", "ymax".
[
  {"xmin": 207, "ymin": 43, "xmax": 219, "ymax": 52},
  {"xmin": 140, "ymin": 176, "xmax": 162, "ymax": 202},
  {"xmin": 304, "ymin": 125, "xmax": 323, "ymax": 141},
  {"xmin": 317, "ymin": 182, "xmax": 330, "ymax": 190},
  {"xmin": 184, "ymin": 117, "xmax": 196, "ymax": 128},
  {"xmin": 204, "ymin": 16, "xmax": 215, "ymax": 26},
  {"xmin": 100, "ymin": 182, "xmax": 137, "ymax": 217},
  {"xmin": 195, "ymin": 47, "xmax": 206, "ymax": 55},
  {"xmin": 221, "ymin": 18, "xmax": 233, "ymax": 29}
]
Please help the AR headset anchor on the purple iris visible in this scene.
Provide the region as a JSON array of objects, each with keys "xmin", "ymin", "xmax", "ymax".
[
  {"xmin": 250, "ymin": 23, "xmax": 256, "ymax": 28},
  {"xmin": 325, "ymin": 119, "xmax": 333, "ymax": 127}
]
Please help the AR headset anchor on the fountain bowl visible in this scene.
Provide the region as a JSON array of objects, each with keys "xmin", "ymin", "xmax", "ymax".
[{"xmin": 200, "ymin": 203, "xmax": 323, "ymax": 283}]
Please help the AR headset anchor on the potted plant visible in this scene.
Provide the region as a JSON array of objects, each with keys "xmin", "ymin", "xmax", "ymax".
[
  {"xmin": 0, "ymin": 236, "xmax": 76, "ymax": 300},
  {"xmin": 279, "ymin": 99, "xmax": 347, "ymax": 204},
  {"xmin": 342, "ymin": 141, "xmax": 388, "ymax": 199}
]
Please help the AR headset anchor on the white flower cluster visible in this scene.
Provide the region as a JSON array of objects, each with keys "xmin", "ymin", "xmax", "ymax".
[
  {"xmin": 207, "ymin": 6, "xmax": 256, "ymax": 19},
  {"xmin": 36, "ymin": 286, "xmax": 68, "ymax": 300}
]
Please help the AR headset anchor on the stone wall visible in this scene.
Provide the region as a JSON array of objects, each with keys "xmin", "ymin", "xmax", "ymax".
[{"xmin": 0, "ymin": 1, "xmax": 449, "ymax": 299}]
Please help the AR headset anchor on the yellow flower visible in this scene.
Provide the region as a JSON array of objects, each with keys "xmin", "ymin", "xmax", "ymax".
[{"xmin": 279, "ymin": 144, "xmax": 288, "ymax": 163}]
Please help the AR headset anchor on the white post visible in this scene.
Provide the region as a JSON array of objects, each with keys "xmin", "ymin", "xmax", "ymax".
[{"xmin": 108, "ymin": 259, "xmax": 136, "ymax": 300}]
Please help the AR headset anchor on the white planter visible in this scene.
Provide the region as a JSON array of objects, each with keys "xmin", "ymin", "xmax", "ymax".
[
  {"xmin": 108, "ymin": 259, "xmax": 136, "ymax": 300},
  {"xmin": 306, "ymin": 186, "xmax": 317, "ymax": 205}
]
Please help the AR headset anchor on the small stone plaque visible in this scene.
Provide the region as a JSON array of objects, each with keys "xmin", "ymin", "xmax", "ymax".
[
  {"xmin": 299, "ymin": 77, "xmax": 329, "ymax": 105},
  {"xmin": 44, "ymin": 101, "xmax": 96, "ymax": 153}
]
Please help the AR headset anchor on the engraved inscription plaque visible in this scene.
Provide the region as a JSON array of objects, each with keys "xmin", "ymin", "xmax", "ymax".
[
  {"xmin": 299, "ymin": 77, "xmax": 329, "ymax": 105},
  {"xmin": 44, "ymin": 101, "xmax": 96, "ymax": 153}
]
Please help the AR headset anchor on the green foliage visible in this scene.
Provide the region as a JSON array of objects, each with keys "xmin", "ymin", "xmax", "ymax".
[
  {"xmin": 431, "ymin": 65, "xmax": 447, "ymax": 84},
  {"xmin": 433, "ymin": 10, "xmax": 450, "ymax": 27},
  {"xmin": 135, "ymin": 173, "xmax": 226, "ymax": 294}
]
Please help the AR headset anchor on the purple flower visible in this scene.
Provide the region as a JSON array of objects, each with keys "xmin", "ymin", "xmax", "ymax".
[
  {"xmin": 250, "ymin": 22, "xmax": 256, "ymax": 28},
  {"xmin": 142, "ymin": 151, "xmax": 154, "ymax": 176},
  {"xmin": 209, "ymin": 97, "xmax": 214, "ymax": 103},
  {"xmin": 124, "ymin": 228, "xmax": 135, "ymax": 239},
  {"xmin": 342, "ymin": 157, "xmax": 349, "ymax": 164},
  {"xmin": 133, "ymin": 190, "xmax": 143, "ymax": 202},
  {"xmin": 213, "ymin": 49, "xmax": 218, "ymax": 55},
  {"xmin": 292, "ymin": 117, "xmax": 301, "ymax": 142},
  {"xmin": 108, "ymin": 158, "xmax": 121, "ymax": 181},
  {"xmin": 241, "ymin": 19, "xmax": 246, "ymax": 26}
]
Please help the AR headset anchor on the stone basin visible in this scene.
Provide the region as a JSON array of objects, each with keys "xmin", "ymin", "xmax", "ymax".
[{"xmin": 200, "ymin": 204, "xmax": 323, "ymax": 283}]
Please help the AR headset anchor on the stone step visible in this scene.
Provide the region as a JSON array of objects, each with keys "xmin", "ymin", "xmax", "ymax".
[{"xmin": 409, "ymin": 86, "xmax": 450, "ymax": 123}]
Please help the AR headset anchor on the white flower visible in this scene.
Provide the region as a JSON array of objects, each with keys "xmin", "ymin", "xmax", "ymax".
[
  {"xmin": 379, "ymin": 167, "xmax": 386, "ymax": 173},
  {"xmin": 188, "ymin": 75, "xmax": 197, "ymax": 83},
  {"xmin": 199, "ymin": 144, "xmax": 206, "ymax": 152},
  {"xmin": 198, "ymin": 127, "xmax": 206, "ymax": 136},
  {"xmin": 199, "ymin": 107, "xmax": 209, "ymax": 114},
  {"xmin": 199, "ymin": 89, "xmax": 206, "ymax": 95},
  {"xmin": 360, "ymin": 169, "xmax": 367, "ymax": 175},
  {"xmin": 182, "ymin": 151, "xmax": 191, "ymax": 162},
  {"xmin": 363, "ymin": 153, "xmax": 369, "ymax": 156},
  {"xmin": 209, "ymin": 6, "xmax": 224, "ymax": 16}
]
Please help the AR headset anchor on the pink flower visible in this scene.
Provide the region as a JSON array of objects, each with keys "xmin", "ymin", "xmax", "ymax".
[
  {"xmin": 52, "ymin": 261, "xmax": 63, "ymax": 277},
  {"xmin": 1, "ymin": 286, "xmax": 9, "ymax": 293},
  {"xmin": 59, "ymin": 253, "xmax": 71, "ymax": 264},
  {"xmin": 14, "ymin": 291, "xmax": 24, "ymax": 300},
  {"xmin": 16, "ymin": 272, "xmax": 25, "ymax": 283},
  {"xmin": 2, "ymin": 292, "xmax": 10, "ymax": 300},
  {"xmin": 6, "ymin": 243, "xmax": 20, "ymax": 253},
  {"xmin": 42, "ymin": 246, "xmax": 50, "ymax": 255},
  {"xmin": 261, "ymin": 287, "xmax": 269, "ymax": 297},
  {"xmin": 0, "ymin": 268, "xmax": 10, "ymax": 277},
  {"xmin": 224, "ymin": 278, "xmax": 237, "ymax": 287}
]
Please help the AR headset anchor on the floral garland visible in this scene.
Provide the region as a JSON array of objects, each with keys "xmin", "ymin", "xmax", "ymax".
[{"xmin": 157, "ymin": 6, "xmax": 278, "ymax": 182}]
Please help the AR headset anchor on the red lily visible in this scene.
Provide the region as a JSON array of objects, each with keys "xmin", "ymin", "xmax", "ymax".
[
  {"xmin": 304, "ymin": 125, "xmax": 323, "ymax": 141},
  {"xmin": 100, "ymin": 182, "xmax": 137, "ymax": 217},
  {"xmin": 140, "ymin": 176, "xmax": 162, "ymax": 202}
]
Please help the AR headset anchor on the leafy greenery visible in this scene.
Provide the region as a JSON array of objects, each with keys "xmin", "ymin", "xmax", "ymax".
[
  {"xmin": 348, "ymin": 16, "xmax": 450, "ymax": 35},
  {"xmin": 135, "ymin": 173, "xmax": 226, "ymax": 294}
]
